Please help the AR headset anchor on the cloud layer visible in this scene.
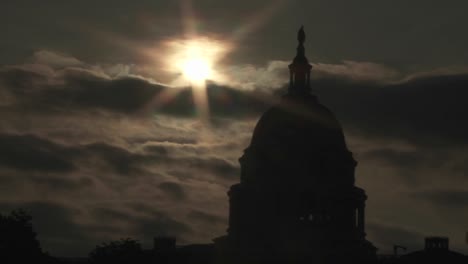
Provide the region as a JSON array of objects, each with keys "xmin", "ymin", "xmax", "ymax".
[{"xmin": 0, "ymin": 51, "xmax": 468, "ymax": 256}]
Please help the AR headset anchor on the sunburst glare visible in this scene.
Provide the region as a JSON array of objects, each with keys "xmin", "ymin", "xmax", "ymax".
[
  {"xmin": 137, "ymin": 0, "xmax": 284, "ymax": 140},
  {"xmin": 181, "ymin": 54, "xmax": 212, "ymax": 84},
  {"xmin": 165, "ymin": 38, "xmax": 229, "ymax": 86},
  {"xmin": 160, "ymin": 37, "xmax": 231, "ymax": 131}
]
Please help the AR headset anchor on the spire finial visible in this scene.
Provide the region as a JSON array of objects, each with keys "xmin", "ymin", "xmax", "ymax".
[
  {"xmin": 298, "ymin": 25, "xmax": 305, "ymax": 45},
  {"xmin": 288, "ymin": 25, "xmax": 312, "ymax": 95}
]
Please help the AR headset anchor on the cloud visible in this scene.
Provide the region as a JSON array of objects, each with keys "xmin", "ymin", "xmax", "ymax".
[
  {"xmin": 33, "ymin": 50, "xmax": 84, "ymax": 68},
  {"xmin": 182, "ymin": 156, "xmax": 239, "ymax": 181},
  {"xmin": 29, "ymin": 50, "xmax": 140, "ymax": 79},
  {"xmin": 0, "ymin": 133, "xmax": 154, "ymax": 176},
  {"xmin": 0, "ymin": 62, "xmax": 272, "ymax": 118},
  {"xmin": 31, "ymin": 175, "xmax": 94, "ymax": 192},
  {"xmin": 359, "ymin": 147, "xmax": 448, "ymax": 171},
  {"xmin": 158, "ymin": 182, "xmax": 187, "ymax": 201},
  {"xmin": 0, "ymin": 127, "xmax": 240, "ymax": 254},
  {"xmin": 2, "ymin": 51, "xmax": 468, "ymax": 256},
  {"xmin": 367, "ymin": 221, "xmax": 424, "ymax": 253},
  {"xmin": 0, "ymin": 133, "xmax": 76, "ymax": 172},
  {"xmin": 187, "ymin": 210, "xmax": 225, "ymax": 226},
  {"xmin": 43, "ymin": 69, "xmax": 167, "ymax": 114},
  {"xmin": 412, "ymin": 190, "xmax": 468, "ymax": 208},
  {"xmin": 312, "ymin": 61, "xmax": 401, "ymax": 83},
  {"xmin": 314, "ymin": 73, "xmax": 468, "ymax": 147},
  {"xmin": 9, "ymin": 54, "xmax": 468, "ymax": 146},
  {"xmin": 83, "ymin": 143, "xmax": 149, "ymax": 175},
  {"xmin": 0, "ymin": 201, "xmax": 90, "ymax": 256},
  {"xmin": 221, "ymin": 60, "xmax": 289, "ymax": 91},
  {"xmin": 219, "ymin": 60, "xmax": 401, "ymax": 92},
  {"xmin": 92, "ymin": 207, "xmax": 133, "ymax": 222}
]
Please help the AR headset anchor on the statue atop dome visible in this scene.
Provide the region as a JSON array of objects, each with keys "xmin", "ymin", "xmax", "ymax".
[
  {"xmin": 298, "ymin": 25, "xmax": 306, "ymax": 44},
  {"xmin": 289, "ymin": 26, "xmax": 313, "ymax": 95}
]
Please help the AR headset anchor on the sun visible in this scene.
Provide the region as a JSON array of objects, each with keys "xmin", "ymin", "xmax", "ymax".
[
  {"xmin": 164, "ymin": 38, "xmax": 229, "ymax": 86},
  {"xmin": 157, "ymin": 37, "xmax": 231, "ymax": 125},
  {"xmin": 181, "ymin": 57, "xmax": 212, "ymax": 84}
]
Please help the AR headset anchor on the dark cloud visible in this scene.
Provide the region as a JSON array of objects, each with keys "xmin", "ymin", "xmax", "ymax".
[
  {"xmin": 127, "ymin": 202, "xmax": 163, "ymax": 216},
  {"xmin": 50, "ymin": 71, "xmax": 164, "ymax": 113},
  {"xmin": 0, "ymin": 65, "xmax": 269, "ymax": 118},
  {"xmin": 206, "ymin": 83, "xmax": 271, "ymax": 118},
  {"xmin": 313, "ymin": 73, "xmax": 468, "ymax": 147},
  {"xmin": 0, "ymin": 201, "xmax": 89, "ymax": 256},
  {"xmin": 0, "ymin": 133, "xmax": 75, "ymax": 172},
  {"xmin": 0, "ymin": 67, "xmax": 48, "ymax": 95},
  {"xmin": 0, "ymin": 129, "xmax": 238, "ymax": 190},
  {"xmin": 0, "ymin": 127, "xmax": 231, "ymax": 254},
  {"xmin": 5, "ymin": 63, "xmax": 467, "ymax": 149},
  {"xmin": 0, "ymin": 67, "xmax": 168, "ymax": 114},
  {"xmin": 181, "ymin": 156, "xmax": 240, "ymax": 181},
  {"xmin": 412, "ymin": 190, "xmax": 468, "ymax": 208},
  {"xmin": 144, "ymin": 142, "xmax": 241, "ymax": 181},
  {"xmin": 31, "ymin": 175, "xmax": 93, "ymax": 191},
  {"xmin": 361, "ymin": 148, "xmax": 427, "ymax": 168},
  {"xmin": 167, "ymin": 170, "xmax": 194, "ymax": 181},
  {"xmin": 187, "ymin": 210, "xmax": 225, "ymax": 225},
  {"xmin": 0, "ymin": 132, "xmax": 151, "ymax": 176},
  {"xmin": 92, "ymin": 207, "xmax": 133, "ymax": 222},
  {"xmin": 158, "ymin": 182, "xmax": 186, "ymax": 201},
  {"xmin": 367, "ymin": 222, "xmax": 424, "ymax": 253},
  {"xmin": 144, "ymin": 145, "xmax": 169, "ymax": 155},
  {"xmin": 83, "ymin": 143, "xmax": 148, "ymax": 175},
  {"xmin": 137, "ymin": 137, "xmax": 198, "ymax": 145},
  {"xmin": 359, "ymin": 148, "xmax": 451, "ymax": 172},
  {"xmin": 1, "ymin": 41, "xmax": 468, "ymax": 257},
  {"xmin": 355, "ymin": 146, "xmax": 468, "ymax": 188}
]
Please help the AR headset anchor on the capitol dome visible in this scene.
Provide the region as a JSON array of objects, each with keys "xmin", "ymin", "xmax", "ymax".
[
  {"xmin": 239, "ymin": 31, "xmax": 356, "ymax": 190},
  {"xmin": 214, "ymin": 27, "xmax": 377, "ymax": 264}
]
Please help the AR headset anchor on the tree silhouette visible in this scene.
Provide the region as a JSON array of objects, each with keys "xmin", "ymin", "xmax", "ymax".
[
  {"xmin": 0, "ymin": 209, "xmax": 47, "ymax": 263},
  {"xmin": 89, "ymin": 238, "xmax": 143, "ymax": 264}
]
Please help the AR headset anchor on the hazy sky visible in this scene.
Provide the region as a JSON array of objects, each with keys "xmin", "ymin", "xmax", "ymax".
[{"xmin": 1, "ymin": 0, "xmax": 468, "ymax": 257}]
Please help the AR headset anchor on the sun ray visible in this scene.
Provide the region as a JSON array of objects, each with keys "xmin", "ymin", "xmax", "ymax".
[
  {"xmin": 160, "ymin": 36, "xmax": 231, "ymax": 135},
  {"xmin": 191, "ymin": 82, "xmax": 210, "ymax": 123},
  {"xmin": 76, "ymin": 0, "xmax": 290, "ymax": 135},
  {"xmin": 137, "ymin": 86, "xmax": 184, "ymax": 116},
  {"xmin": 228, "ymin": 0, "xmax": 288, "ymax": 44},
  {"xmin": 180, "ymin": 0, "xmax": 198, "ymax": 39}
]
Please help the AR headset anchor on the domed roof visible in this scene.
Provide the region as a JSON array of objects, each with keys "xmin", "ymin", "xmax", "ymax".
[
  {"xmin": 239, "ymin": 27, "xmax": 355, "ymax": 189},
  {"xmin": 240, "ymin": 93, "xmax": 356, "ymax": 190},
  {"xmin": 250, "ymin": 93, "xmax": 346, "ymax": 152}
]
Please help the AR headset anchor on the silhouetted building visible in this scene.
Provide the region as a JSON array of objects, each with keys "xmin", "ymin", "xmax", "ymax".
[
  {"xmin": 214, "ymin": 26, "xmax": 377, "ymax": 264},
  {"xmin": 425, "ymin": 237, "xmax": 449, "ymax": 251},
  {"xmin": 141, "ymin": 237, "xmax": 213, "ymax": 264},
  {"xmin": 153, "ymin": 236, "xmax": 177, "ymax": 252},
  {"xmin": 398, "ymin": 237, "xmax": 468, "ymax": 264}
]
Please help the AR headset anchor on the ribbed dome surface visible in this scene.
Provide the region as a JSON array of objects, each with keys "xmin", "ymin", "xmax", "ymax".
[
  {"xmin": 241, "ymin": 93, "xmax": 356, "ymax": 189},
  {"xmin": 251, "ymin": 94, "xmax": 345, "ymax": 150}
]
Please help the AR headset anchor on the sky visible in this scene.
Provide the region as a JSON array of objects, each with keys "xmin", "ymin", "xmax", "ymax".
[{"xmin": 1, "ymin": 0, "xmax": 468, "ymax": 257}]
